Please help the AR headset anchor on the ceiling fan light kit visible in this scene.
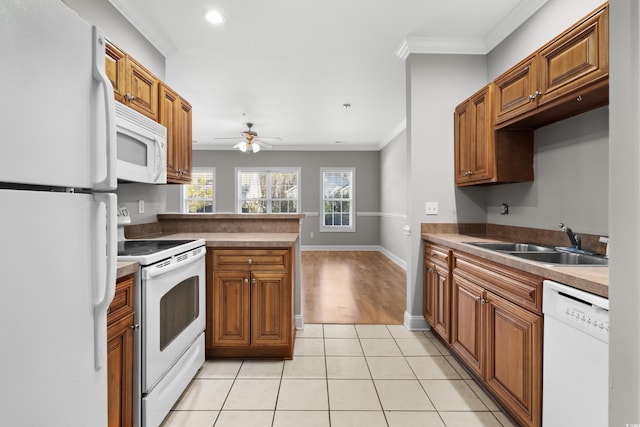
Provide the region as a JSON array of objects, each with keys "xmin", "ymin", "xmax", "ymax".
[{"xmin": 214, "ymin": 121, "xmax": 279, "ymax": 153}]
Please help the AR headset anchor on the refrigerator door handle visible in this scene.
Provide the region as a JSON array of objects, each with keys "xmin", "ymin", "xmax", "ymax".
[
  {"xmin": 93, "ymin": 193, "xmax": 117, "ymax": 369},
  {"xmin": 92, "ymin": 26, "xmax": 116, "ymax": 191}
]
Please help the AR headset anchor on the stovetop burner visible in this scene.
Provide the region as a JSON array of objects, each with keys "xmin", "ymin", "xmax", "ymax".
[{"xmin": 117, "ymin": 240, "xmax": 198, "ymax": 257}]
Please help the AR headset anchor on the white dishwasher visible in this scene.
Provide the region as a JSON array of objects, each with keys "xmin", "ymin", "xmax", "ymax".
[{"xmin": 542, "ymin": 280, "xmax": 609, "ymax": 427}]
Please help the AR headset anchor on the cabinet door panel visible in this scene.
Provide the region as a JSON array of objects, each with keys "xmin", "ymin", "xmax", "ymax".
[
  {"xmin": 451, "ymin": 275, "xmax": 484, "ymax": 377},
  {"xmin": 538, "ymin": 5, "xmax": 608, "ymax": 105},
  {"xmin": 105, "ymin": 42, "xmax": 125, "ymax": 103},
  {"xmin": 494, "ymin": 56, "xmax": 537, "ymax": 125},
  {"xmin": 159, "ymin": 84, "xmax": 180, "ymax": 180},
  {"xmin": 486, "ymin": 292, "xmax": 542, "ymax": 427},
  {"xmin": 125, "ymin": 57, "xmax": 158, "ymax": 120},
  {"xmin": 469, "ymin": 87, "xmax": 493, "ymax": 182},
  {"xmin": 107, "ymin": 313, "xmax": 134, "ymax": 427},
  {"xmin": 178, "ymin": 98, "xmax": 193, "ymax": 182},
  {"xmin": 454, "ymin": 101, "xmax": 471, "ymax": 183},
  {"xmin": 433, "ymin": 264, "xmax": 450, "ymax": 341},
  {"xmin": 423, "ymin": 262, "xmax": 435, "ymax": 326},
  {"xmin": 251, "ymin": 272, "xmax": 290, "ymax": 346},
  {"xmin": 213, "ymin": 271, "xmax": 250, "ymax": 346}
]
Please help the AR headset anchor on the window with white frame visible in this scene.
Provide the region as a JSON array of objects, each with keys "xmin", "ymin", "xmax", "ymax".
[
  {"xmin": 321, "ymin": 167, "xmax": 355, "ymax": 232},
  {"xmin": 236, "ymin": 168, "xmax": 300, "ymax": 213},
  {"xmin": 182, "ymin": 168, "xmax": 215, "ymax": 213}
]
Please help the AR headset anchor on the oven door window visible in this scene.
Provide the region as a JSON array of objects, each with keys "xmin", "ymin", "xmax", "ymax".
[{"xmin": 159, "ymin": 276, "xmax": 199, "ymax": 350}]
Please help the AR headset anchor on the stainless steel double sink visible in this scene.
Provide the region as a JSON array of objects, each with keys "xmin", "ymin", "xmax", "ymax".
[{"xmin": 466, "ymin": 242, "xmax": 609, "ymax": 266}]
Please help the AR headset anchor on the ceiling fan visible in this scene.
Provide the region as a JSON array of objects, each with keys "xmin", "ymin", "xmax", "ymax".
[{"xmin": 215, "ymin": 122, "xmax": 281, "ymax": 153}]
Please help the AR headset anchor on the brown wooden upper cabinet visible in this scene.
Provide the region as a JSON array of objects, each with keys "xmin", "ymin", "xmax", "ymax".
[
  {"xmin": 105, "ymin": 41, "xmax": 158, "ymax": 121},
  {"xmin": 159, "ymin": 83, "xmax": 193, "ymax": 184},
  {"xmin": 106, "ymin": 40, "xmax": 194, "ymax": 184},
  {"xmin": 455, "ymin": 84, "xmax": 533, "ymax": 186},
  {"xmin": 495, "ymin": 3, "xmax": 608, "ymax": 128}
]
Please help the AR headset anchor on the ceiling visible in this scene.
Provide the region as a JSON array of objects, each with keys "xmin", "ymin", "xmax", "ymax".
[{"xmin": 109, "ymin": 0, "xmax": 547, "ymax": 151}]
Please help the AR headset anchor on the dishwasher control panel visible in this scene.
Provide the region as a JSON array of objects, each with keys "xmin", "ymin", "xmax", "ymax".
[
  {"xmin": 556, "ymin": 296, "xmax": 609, "ymax": 340},
  {"xmin": 543, "ymin": 279, "xmax": 609, "ymax": 344}
]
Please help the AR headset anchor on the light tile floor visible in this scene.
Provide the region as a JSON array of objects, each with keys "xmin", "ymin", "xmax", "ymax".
[{"xmin": 160, "ymin": 324, "xmax": 518, "ymax": 427}]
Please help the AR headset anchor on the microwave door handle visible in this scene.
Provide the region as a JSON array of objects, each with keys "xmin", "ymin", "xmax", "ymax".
[
  {"xmin": 91, "ymin": 26, "xmax": 116, "ymax": 191},
  {"xmin": 92, "ymin": 193, "xmax": 117, "ymax": 369},
  {"xmin": 154, "ymin": 135, "xmax": 164, "ymax": 181}
]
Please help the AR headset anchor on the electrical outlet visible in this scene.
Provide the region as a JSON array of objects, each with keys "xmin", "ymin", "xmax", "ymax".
[
  {"xmin": 138, "ymin": 199, "xmax": 145, "ymax": 214},
  {"xmin": 425, "ymin": 202, "xmax": 438, "ymax": 215}
]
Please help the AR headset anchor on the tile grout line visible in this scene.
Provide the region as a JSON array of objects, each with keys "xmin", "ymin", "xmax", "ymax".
[{"xmin": 321, "ymin": 325, "xmax": 333, "ymax": 427}]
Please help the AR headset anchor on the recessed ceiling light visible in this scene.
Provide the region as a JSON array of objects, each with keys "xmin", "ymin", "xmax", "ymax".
[{"xmin": 204, "ymin": 10, "xmax": 225, "ymax": 25}]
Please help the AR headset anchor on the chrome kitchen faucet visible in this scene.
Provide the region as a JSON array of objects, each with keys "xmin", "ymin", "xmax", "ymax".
[{"xmin": 558, "ymin": 223, "xmax": 581, "ymax": 249}]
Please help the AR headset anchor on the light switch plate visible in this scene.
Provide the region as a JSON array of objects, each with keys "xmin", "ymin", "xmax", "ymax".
[{"xmin": 425, "ymin": 202, "xmax": 438, "ymax": 215}]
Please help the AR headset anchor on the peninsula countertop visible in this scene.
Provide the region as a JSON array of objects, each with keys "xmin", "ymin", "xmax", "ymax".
[{"xmin": 158, "ymin": 232, "xmax": 299, "ymax": 248}]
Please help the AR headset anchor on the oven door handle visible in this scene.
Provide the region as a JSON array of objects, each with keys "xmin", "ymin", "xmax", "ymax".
[{"xmin": 142, "ymin": 248, "xmax": 206, "ymax": 280}]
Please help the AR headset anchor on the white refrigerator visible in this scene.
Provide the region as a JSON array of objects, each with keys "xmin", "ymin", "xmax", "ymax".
[{"xmin": 0, "ymin": 1, "xmax": 117, "ymax": 426}]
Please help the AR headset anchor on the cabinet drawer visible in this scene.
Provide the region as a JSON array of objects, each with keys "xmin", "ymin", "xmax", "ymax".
[
  {"xmin": 424, "ymin": 242, "xmax": 450, "ymax": 269},
  {"xmin": 108, "ymin": 275, "xmax": 134, "ymax": 325},
  {"xmin": 213, "ymin": 249, "xmax": 290, "ymax": 271},
  {"xmin": 452, "ymin": 251, "xmax": 542, "ymax": 314}
]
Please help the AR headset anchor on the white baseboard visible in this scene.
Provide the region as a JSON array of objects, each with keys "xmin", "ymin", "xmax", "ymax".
[
  {"xmin": 295, "ymin": 315, "xmax": 304, "ymax": 330},
  {"xmin": 377, "ymin": 246, "xmax": 407, "ymax": 270},
  {"xmin": 404, "ymin": 311, "xmax": 429, "ymax": 331}
]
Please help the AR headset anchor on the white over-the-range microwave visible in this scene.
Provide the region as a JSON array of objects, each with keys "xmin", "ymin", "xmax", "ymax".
[{"xmin": 115, "ymin": 102, "xmax": 167, "ymax": 184}]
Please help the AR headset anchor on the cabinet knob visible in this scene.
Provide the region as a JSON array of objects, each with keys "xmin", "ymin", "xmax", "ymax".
[
  {"xmin": 131, "ymin": 324, "xmax": 140, "ymax": 331},
  {"xmin": 464, "ymin": 170, "xmax": 473, "ymax": 176},
  {"xmin": 247, "ymin": 258, "xmax": 253, "ymax": 265},
  {"xmin": 576, "ymin": 95, "xmax": 583, "ymax": 102},
  {"xmin": 252, "ymin": 278, "xmax": 256, "ymax": 284},
  {"xmin": 244, "ymin": 278, "xmax": 249, "ymax": 284},
  {"xmin": 124, "ymin": 93, "xmax": 136, "ymax": 102}
]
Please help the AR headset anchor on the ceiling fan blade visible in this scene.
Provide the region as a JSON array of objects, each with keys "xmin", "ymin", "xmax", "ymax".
[{"xmin": 255, "ymin": 140, "xmax": 273, "ymax": 149}]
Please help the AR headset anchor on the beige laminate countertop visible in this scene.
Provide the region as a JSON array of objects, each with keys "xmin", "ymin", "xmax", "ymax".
[
  {"xmin": 116, "ymin": 232, "xmax": 297, "ymax": 278},
  {"xmin": 159, "ymin": 232, "xmax": 299, "ymax": 248},
  {"xmin": 117, "ymin": 261, "xmax": 138, "ymax": 279},
  {"xmin": 422, "ymin": 233, "xmax": 609, "ymax": 298}
]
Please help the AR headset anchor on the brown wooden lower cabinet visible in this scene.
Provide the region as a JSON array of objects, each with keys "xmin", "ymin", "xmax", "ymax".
[
  {"xmin": 206, "ymin": 248, "xmax": 294, "ymax": 358},
  {"xmin": 485, "ymin": 291, "xmax": 542, "ymax": 426},
  {"xmin": 425, "ymin": 243, "xmax": 543, "ymax": 427},
  {"xmin": 107, "ymin": 274, "xmax": 135, "ymax": 427},
  {"xmin": 423, "ymin": 242, "xmax": 451, "ymax": 341}
]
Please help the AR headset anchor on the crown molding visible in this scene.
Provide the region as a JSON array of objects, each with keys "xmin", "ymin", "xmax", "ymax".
[
  {"xmin": 395, "ymin": 37, "xmax": 488, "ymax": 59},
  {"xmin": 395, "ymin": 0, "xmax": 548, "ymax": 59},
  {"xmin": 377, "ymin": 119, "xmax": 406, "ymax": 150}
]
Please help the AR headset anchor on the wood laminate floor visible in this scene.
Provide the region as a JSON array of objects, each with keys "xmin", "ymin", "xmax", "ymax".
[{"xmin": 301, "ymin": 251, "xmax": 406, "ymax": 324}]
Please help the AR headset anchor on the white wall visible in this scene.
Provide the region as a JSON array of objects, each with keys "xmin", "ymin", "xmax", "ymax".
[
  {"xmin": 609, "ymin": 0, "xmax": 640, "ymax": 423},
  {"xmin": 63, "ymin": 0, "xmax": 165, "ymax": 78},
  {"xmin": 380, "ymin": 129, "xmax": 409, "ymax": 265},
  {"xmin": 486, "ymin": 107, "xmax": 609, "ymax": 235},
  {"xmin": 405, "ymin": 54, "xmax": 488, "ymax": 328}
]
